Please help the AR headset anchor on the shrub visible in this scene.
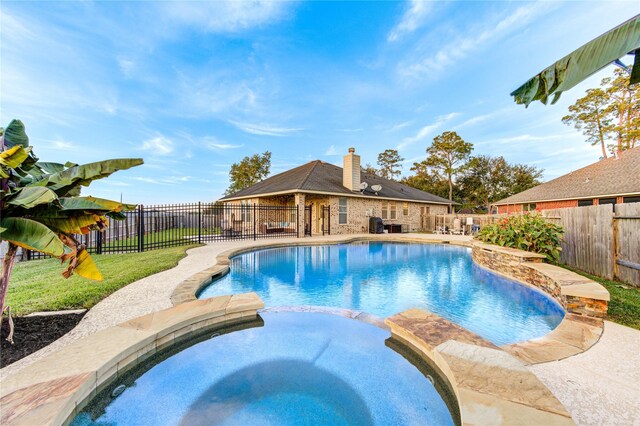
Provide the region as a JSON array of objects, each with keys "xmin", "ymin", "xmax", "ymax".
[{"xmin": 476, "ymin": 213, "xmax": 564, "ymax": 262}]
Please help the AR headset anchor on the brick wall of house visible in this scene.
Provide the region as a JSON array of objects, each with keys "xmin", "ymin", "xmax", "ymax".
[
  {"xmin": 497, "ymin": 199, "xmax": 577, "ymax": 213},
  {"xmin": 535, "ymin": 200, "xmax": 578, "ymax": 210},
  {"xmin": 324, "ymin": 196, "xmax": 448, "ymax": 235}
]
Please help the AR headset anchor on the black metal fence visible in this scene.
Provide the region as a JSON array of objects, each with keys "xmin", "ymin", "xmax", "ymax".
[{"xmin": 25, "ymin": 202, "xmax": 301, "ymax": 260}]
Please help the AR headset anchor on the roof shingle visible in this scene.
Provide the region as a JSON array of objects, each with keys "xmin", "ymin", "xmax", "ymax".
[
  {"xmin": 221, "ymin": 160, "xmax": 453, "ymax": 204},
  {"xmin": 494, "ymin": 147, "xmax": 640, "ymax": 205}
]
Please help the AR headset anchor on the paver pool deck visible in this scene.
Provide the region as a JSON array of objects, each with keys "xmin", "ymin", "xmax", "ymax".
[{"xmin": 2, "ymin": 233, "xmax": 639, "ymax": 425}]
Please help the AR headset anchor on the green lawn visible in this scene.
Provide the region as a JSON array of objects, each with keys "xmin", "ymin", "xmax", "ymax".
[
  {"xmin": 102, "ymin": 227, "xmax": 220, "ymax": 250},
  {"xmin": 561, "ymin": 266, "xmax": 640, "ymax": 330},
  {"xmin": 6, "ymin": 245, "xmax": 200, "ymax": 316}
]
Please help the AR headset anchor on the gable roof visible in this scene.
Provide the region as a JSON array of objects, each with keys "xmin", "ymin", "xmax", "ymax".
[
  {"xmin": 220, "ymin": 160, "xmax": 453, "ymax": 205},
  {"xmin": 494, "ymin": 147, "xmax": 640, "ymax": 205}
]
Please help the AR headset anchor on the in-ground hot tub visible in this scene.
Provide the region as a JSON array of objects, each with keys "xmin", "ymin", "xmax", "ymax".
[
  {"xmin": 71, "ymin": 311, "xmax": 457, "ymax": 425},
  {"xmin": 198, "ymin": 242, "xmax": 565, "ymax": 346}
]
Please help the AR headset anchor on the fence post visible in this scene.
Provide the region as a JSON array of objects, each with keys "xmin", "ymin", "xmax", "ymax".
[
  {"xmin": 138, "ymin": 205, "xmax": 145, "ymax": 252},
  {"xmin": 253, "ymin": 204, "xmax": 257, "ymax": 241},
  {"xmin": 198, "ymin": 202, "xmax": 202, "ymax": 244},
  {"xmin": 96, "ymin": 231, "xmax": 103, "ymax": 255},
  {"xmin": 613, "ymin": 212, "xmax": 619, "ymax": 280}
]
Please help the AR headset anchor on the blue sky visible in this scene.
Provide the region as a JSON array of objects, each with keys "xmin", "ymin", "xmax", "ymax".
[{"xmin": 2, "ymin": 1, "xmax": 639, "ymax": 204}]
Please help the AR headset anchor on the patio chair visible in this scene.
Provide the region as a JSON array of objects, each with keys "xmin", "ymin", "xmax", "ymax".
[{"xmin": 449, "ymin": 218, "xmax": 464, "ymax": 235}]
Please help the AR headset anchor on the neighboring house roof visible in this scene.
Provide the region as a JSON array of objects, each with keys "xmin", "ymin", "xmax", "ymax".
[
  {"xmin": 220, "ymin": 160, "xmax": 454, "ymax": 205},
  {"xmin": 494, "ymin": 147, "xmax": 640, "ymax": 205}
]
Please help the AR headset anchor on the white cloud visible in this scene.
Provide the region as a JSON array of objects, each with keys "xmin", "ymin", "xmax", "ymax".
[
  {"xmin": 117, "ymin": 56, "xmax": 135, "ymax": 78},
  {"xmin": 325, "ymin": 145, "xmax": 338, "ymax": 156},
  {"xmin": 141, "ymin": 136, "xmax": 174, "ymax": 155},
  {"xmin": 49, "ymin": 139, "xmax": 75, "ymax": 150},
  {"xmin": 398, "ymin": 3, "xmax": 550, "ymax": 80},
  {"xmin": 207, "ymin": 141, "xmax": 244, "ymax": 150},
  {"xmin": 387, "ymin": 120, "xmax": 413, "ymax": 132},
  {"xmin": 160, "ymin": 1, "xmax": 290, "ymax": 33},
  {"xmin": 397, "ymin": 112, "xmax": 459, "ymax": 150},
  {"xmin": 229, "ymin": 120, "xmax": 303, "ymax": 136},
  {"xmin": 388, "ymin": 0, "xmax": 433, "ymax": 42}
]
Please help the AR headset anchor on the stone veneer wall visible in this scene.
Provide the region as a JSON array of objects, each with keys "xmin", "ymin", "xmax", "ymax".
[
  {"xmin": 471, "ymin": 244, "xmax": 564, "ymax": 305},
  {"xmin": 472, "ymin": 242, "xmax": 608, "ymax": 318}
]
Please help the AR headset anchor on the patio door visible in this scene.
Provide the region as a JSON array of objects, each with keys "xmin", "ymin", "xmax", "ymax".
[{"xmin": 315, "ymin": 203, "xmax": 323, "ymax": 234}]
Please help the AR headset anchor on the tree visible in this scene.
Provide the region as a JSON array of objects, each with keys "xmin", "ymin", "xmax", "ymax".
[
  {"xmin": 424, "ymin": 131, "xmax": 472, "ymax": 201},
  {"xmin": 0, "ymin": 119, "xmax": 143, "ymax": 342},
  {"xmin": 361, "ymin": 163, "xmax": 378, "ymax": 175},
  {"xmin": 458, "ymin": 156, "xmax": 543, "ymax": 208},
  {"xmin": 402, "ymin": 160, "xmax": 450, "ymax": 200},
  {"xmin": 376, "ymin": 149, "xmax": 404, "ymax": 180},
  {"xmin": 602, "ymin": 68, "xmax": 639, "ymax": 154},
  {"xmin": 458, "ymin": 156, "xmax": 511, "ymax": 208},
  {"xmin": 509, "ymin": 163, "xmax": 544, "ymax": 195},
  {"xmin": 225, "ymin": 151, "xmax": 271, "ymax": 195},
  {"xmin": 562, "ymin": 88, "xmax": 612, "ymax": 159}
]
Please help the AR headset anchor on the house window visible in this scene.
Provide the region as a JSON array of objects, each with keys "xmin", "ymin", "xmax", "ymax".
[
  {"xmin": 390, "ymin": 202, "xmax": 397, "ymax": 219},
  {"xmin": 382, "ymin": 202, "xmax": 388, "ymax": 219},
  {"xmin": 523, "ymin": 203, "xmax": 536, "ymax": 212},
  {"xmin": 578, "ymin": 199, "xmax": 594, "ymax": 207},
  {"xmin": 623, "ymin": 196, "xmax": 640, "ymax": 204},
  {"xmin": 403, "ymin": 202, "xmax": 409, "ymax": 216},
  {"xmin": 599, "ymin": 197, "xmax": 616, "ymax": 206},
  {"xmin": 240, "ymin": 201, "xmax": 251, "ymax": 222},
  {"xmin": 338, "ymin": 197, "xmax": 347, "ymax": 224}
]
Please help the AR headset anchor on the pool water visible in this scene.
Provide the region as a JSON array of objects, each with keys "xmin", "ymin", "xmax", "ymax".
[
  {"xmin": 72, "ymin": 312, "xmax": 456, "ymax": 426},
  {"xmin": 199, "ymin": 243, "xmax": 564, "ymax": 345}
]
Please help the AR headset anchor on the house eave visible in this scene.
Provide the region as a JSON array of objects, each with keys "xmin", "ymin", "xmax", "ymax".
[
  {"xmin": 220, "ymin": 189, "xmax": 455, "ymax": 205},
  {"xmin": 493, "ymin": 191, "xmax": 640, "ymax": 206}
]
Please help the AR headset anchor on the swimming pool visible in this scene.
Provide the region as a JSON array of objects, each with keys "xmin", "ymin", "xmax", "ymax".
[
  {"xmin": 198, "ymin": 242, "xmax": 564, "ymax": 346},
  {"xmin": 72, "ymin": 312, "xmax": 456, "ymax": 426}
]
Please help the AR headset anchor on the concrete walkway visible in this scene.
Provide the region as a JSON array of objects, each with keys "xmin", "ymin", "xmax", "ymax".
[{"xmin": 2, "ymin": 233, "xmax": 639, "ymax": 425}]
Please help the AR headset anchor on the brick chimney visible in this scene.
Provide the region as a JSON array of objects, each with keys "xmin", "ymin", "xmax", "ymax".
[{"xmin": 343, "ymin": 147, "xmax": 361, "ymax": 191}]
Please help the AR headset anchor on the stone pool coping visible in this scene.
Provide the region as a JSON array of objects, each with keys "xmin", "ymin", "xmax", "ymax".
[
  {"xmin": 1, "ymin": 295, "xmax": 577, "ymax": 426},
  {"xmin": 0, "ymin": 293, "xmax": 264, "ymax": 426},
  {"xmin": 471, "ymin": 241, "xmax": 609, "ymax": 365},
  {"xmin": 385, "ymin": 309, "xmax": 575, "ymax": 425},
  {"xmin": 171, "ymin": 236, "xmax": 609, "ymax": 365}
]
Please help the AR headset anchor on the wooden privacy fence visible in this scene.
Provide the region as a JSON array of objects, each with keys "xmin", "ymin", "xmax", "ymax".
[
  {"xmin": 541, "ymin": 203, "xmax": 640, "ymax": 286},
  {"xmin": 426, "ymin": 204, "xmax": 640, "ymax": 286}
]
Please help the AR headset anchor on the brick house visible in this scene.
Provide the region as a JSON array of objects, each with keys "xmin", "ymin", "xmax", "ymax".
[
  {"xmin": 220, "ymin": 148, "xmax": 454, "ymax": 235},
  {"xmin": 494, "ymin": 147, "xmax": 640, "ymax": 213}
]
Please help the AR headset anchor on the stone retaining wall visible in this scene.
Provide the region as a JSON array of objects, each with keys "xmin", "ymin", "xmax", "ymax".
[{"xmin": 471, "ymin": 241, "xmax": 609, "ymax": 319}]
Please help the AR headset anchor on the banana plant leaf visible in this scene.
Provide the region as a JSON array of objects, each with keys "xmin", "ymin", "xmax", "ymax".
[
  {"xmin": 36, "ymin": 213, "xmax": 108, "ymax": 234},
  {"xmin": 6, "ymin": 187, "xmax": 58, "ymax": 208},
  {"xmin": 73, "ymin": 250, "xmax": 103, "ymax": 281},
  {"xmin": 59, "ymin": 196, "xmax": 136, "ymax": 212},
  {"xmin": 0, "ymin": 217, "xmax": 66, "ymax": 256},
  {"xmin": 40, "ymin": 158, "xmax": 144, "ymax": 196},
  {"xmin": 1, "ymin": 119, "xmax": 29, "ymax": 149},
  {"xmin": 512, "ymin": 14, "xmax": 640, "ymax": 106},
  {"xmin": 36, "ymin": 162, "xmax": 66, "ymax": 174},
  {"xmin": 0, "ymin": 146, "xmax": 29, "ymax": 168}
]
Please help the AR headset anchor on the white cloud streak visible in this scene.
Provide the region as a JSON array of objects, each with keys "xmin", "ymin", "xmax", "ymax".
[
  {"xmin": 160, "ymin": 1, "xmax": 290, "ymax": 33},
  {"xmin": 398, "ymin": 112, "xmax": 459, "ymax": 150},
  {"xmin": 141, "ymin": 136, "xmax": 174, "ymax": 155},
  {"xmin": 398, "ymin": 2, "xmax": 550, "ymax": 80},
  {"xmin": 388, "ymin": 0, "xmax": 433, "ymax": 42},
  {"xmin": 229, "ymin": 120, "xmax": 303, "ymax": 136}
]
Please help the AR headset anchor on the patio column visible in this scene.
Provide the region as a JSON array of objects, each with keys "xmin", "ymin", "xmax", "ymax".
[{"xmin": 294, "ymin": 193, "xmax": 306, "ymax": 237}]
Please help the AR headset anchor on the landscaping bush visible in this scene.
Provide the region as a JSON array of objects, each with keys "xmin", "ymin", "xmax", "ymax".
[{"xmin": 477, "ymin": 213, "xmax": 564, "ymax": 262}]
